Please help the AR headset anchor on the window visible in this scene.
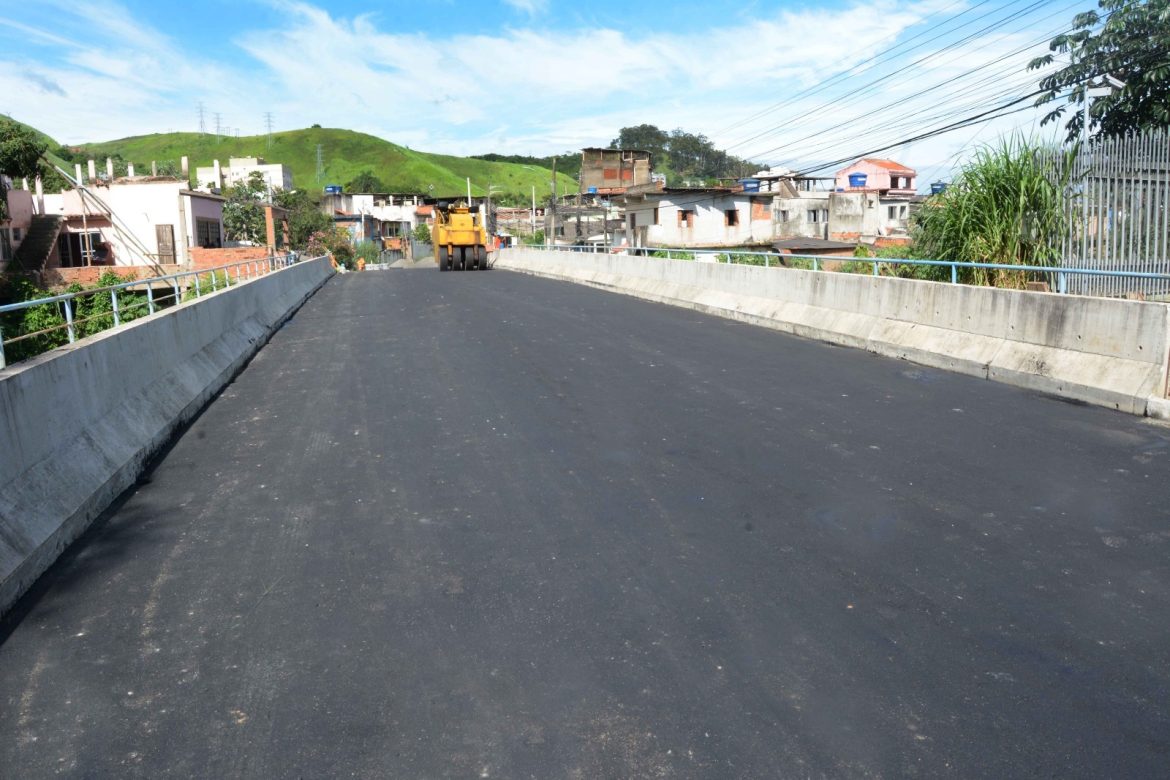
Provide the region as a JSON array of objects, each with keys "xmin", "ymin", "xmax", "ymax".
[
  {"xmin": 779, "ymin": 210, "xmax": 790, "ymax": 222},
  {"xmin": 195, "ymin": 218, "xmax": 222, "ymax": 248},
  {"xmin": 901, "ymin": 205, "xmax": 908, "ymax": 218},
  {"xmin": 678, "ymin": 209, "xmax": 694, "ymax": 227},
  {"xmin": 0, "ymin": 229, "xmax": 11, "ymax": 262},
  {"xmin": 628, "ymin": 213, "xmax": 637, "ymax": 229},
  {"xmin": 888, "ymin": 206, "xmax": 898, "ymax": 219},
  {"xmin": 12, "ymin": 227, "xmax": 22, "ymax": 242},
  {"xmin": 725, "ymin": 209, "xmax": 739, "ymax": 227},
  {"xmin": 653, "ymin": 207, "xmax": 659, "ymax": 225},
  {"xmin": 807, "ymin": 209, "xmax": 828, "ymax": 223}
]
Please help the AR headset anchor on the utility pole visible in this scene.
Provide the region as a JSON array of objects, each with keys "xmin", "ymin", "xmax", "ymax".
[
  {"xmin": 531, "ymin": 185, "xmax": 536, "ymax": 237},
  {"xmin": 198, "ymin": 101, "xmax": 206, "ymax": 134},
  {"xmin": 316, "ymin": 144, "xmax": 324, "ymax": 183},
  {"xmin": 549, "ymin": 157, "xmax": 557, "ymax": 244},
  {"xmin": 264, "ymin": 112, "xmax": 274, "ymax": 150}
]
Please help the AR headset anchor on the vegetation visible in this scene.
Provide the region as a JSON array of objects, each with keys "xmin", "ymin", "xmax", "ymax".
[
  {"xmin": 911, "ymin": 137, "xmax": 1070, "ymax": 287},
  {"xmin": 0, "ymin": 119, "xmax": 49, "ymax": 220},
  {"xmin": 1029, "ymin": 0, "xmax": 1170, "ymax": 143},
  {"xmin": 306, "ymin": 225, "xmax": 356, "ymax": 269},
  {"xmin": 222, "ymin": 171, "xmax": 268, "ymax": 244},
  {"xmin": 346, "ymin": 170, "xmax": 388, "ymax": 193},
  {"xmin": 74, "ymin": 127, "xmax": 578, "ymax": 200},
  {"xmin": 412, "ymin": 223, "xmax": 432, "ymax": 244},
  {"xmin": 353, "ymin": 240, "xmax": 381, "ymax": 267},
  {"xmin": 609, "ymin": 124, "xmax": 760, "ymax": 184},
  {"xmin": 273, "ymin": 188, "xmax": 333, "ymax": 250},
  {"xmin": 0, "ymin": 271, "xmax": 147, "ymax": 363}
]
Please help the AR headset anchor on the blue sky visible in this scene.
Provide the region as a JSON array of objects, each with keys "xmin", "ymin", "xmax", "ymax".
[{"xmin": 0, "ymin": 0, "xmax": 1082, "ymax": 183}]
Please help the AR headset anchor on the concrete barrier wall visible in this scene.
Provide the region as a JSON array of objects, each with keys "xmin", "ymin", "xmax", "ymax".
[
  {"xmin": 497, "ymin": 248, "xmax": 1170, "ymax": 417},
  {"xmin": 0, "ymin": 258, "xmax": 334, "ymax": 615}
]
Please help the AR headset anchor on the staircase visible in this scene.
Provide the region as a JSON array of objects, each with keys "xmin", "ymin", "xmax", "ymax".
[{"xmin": 12, "ymin": 214, "xmax": 64, "ymax": 272}]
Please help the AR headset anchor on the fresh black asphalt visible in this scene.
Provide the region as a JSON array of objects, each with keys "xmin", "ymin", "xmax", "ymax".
[{"xmin": 2, "ymin": 268, "xmax": 1169, "ymax": 778}]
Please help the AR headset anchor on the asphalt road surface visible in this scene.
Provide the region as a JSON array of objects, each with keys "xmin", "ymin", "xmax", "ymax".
[{"xmin": 3, "ymin": 268, "xmax": 1169, "ymax": 778}]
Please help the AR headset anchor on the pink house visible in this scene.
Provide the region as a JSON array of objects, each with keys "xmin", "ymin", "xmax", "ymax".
[
  {"xmin": 835, "ymin": 159, "xmax": 917, "ymax": 197},
  {"xmin": 1, "ymin": 178, "xmax": 35, "ymax": 272}
]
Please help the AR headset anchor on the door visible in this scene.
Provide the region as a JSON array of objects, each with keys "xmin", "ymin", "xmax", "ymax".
[{"xmin": 156, "ymin": 224, "xmax": 175, "ymax": 264}]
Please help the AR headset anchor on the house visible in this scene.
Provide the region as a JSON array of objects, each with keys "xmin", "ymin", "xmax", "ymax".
[
  {"xmin": 36, "ymin": 178, "xmax": 225, "ymax": 274},
  {"xmin": 621, "ymin": 188, "xmax": 775, "ymax": 248},
  {"xmin": 832, "ymin": 158, "xmax": 917, "ymax": 239},
  {"xmin": 580, "ymin": 148, "xmax": 653, "ymax": 195},
  {"xmin": 0, "ymin": 177, "xmax": 35, "ymax": 273},
  {"xmin": 322, "ymin": 192, "xmax": 425, "ymax": 246},
  {"xmin": 771, "ymin": 159, "xmax": 918, "ymax": 244},
  {"xmin": 196, "ymin": 157, "xmax": 294, "ymax": 193},
  {"xmin": 835, "ymin": 158, "xmax": 917, "ymax": 196}
]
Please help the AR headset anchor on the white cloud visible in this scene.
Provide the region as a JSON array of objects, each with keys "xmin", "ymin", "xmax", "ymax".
[
  {"xmin": 501, "ymin": 0, "xmax": 548, "ymax": 16},
  {"xmin": 0, "ymin": 0, "xmax": 1067, "ymax": 177}
]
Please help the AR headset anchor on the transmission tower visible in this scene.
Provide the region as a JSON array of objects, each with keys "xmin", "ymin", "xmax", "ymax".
[
  {"xmin": 264, "ymin": 112, "xmax": 274, "ymax": 150},
  {"xmin": 316, "ymin": 144, "xmax": 324, "ymax": 183},
  {"xmin": 198, "ymin": 101, "xmax": 206, "ymax": 134},
  {"xmin": 213, "ymin": 112, "xmax": 222, "ymax": 141}
]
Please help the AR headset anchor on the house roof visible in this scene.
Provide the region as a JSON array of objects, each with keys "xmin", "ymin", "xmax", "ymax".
[{"xmin": 857, "ymin": 158, "xmax": 916, "ymax": 174}]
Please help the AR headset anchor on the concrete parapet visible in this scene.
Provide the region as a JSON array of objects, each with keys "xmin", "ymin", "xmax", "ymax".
[
  {"xmin": 0, "ymin": 257, "xmax": 334, "ymax": 616},
  {"xmin": 497, "ymin": 248, "xmax": 1170, "ymax": 417}
]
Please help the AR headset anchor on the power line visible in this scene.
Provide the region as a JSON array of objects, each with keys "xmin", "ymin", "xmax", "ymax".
[
  {"xmin": 730, "ymin": 0, "xmax": 1067, "ymax": 159},
  {"xmin": 714, "ymin": 0, "xmax": 1002, "ymax": 142},
  {"xmin": 741, "ymin": 1, "xmax": 1088, "ymax": 164}
]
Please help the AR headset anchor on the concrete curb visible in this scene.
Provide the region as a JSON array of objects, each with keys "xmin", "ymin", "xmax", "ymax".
[
  {"xmin": 0, "ymin": 259, "xmax": 334, "ymax": 617},
  {"xmin": 497, "ymin": 250, "xmax": 1170, "ymax": 418}
]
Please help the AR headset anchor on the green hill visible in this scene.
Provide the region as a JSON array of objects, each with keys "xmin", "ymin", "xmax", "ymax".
[{"xmin": 76, "ymin": 127, "xmax": 576, "ymax": 202}]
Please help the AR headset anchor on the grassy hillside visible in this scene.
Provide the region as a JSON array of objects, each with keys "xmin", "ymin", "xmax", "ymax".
[{"xmin": 77, "ymin": 127, "xmax": 576, "ymax": 201}]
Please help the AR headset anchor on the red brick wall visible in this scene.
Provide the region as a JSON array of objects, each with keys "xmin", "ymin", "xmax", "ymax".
[
  {"xmin": 188, "ymin": 246, "xmax": 269, "ymax": 271},
  {"xmin": 41, "ymin": 264, "xmax": 182, "ymax": 288}
]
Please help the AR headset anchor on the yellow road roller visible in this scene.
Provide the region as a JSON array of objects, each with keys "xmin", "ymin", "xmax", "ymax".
[{"xmin": 433, "ymin": 202, "xmax": 490, "ymax": 271}]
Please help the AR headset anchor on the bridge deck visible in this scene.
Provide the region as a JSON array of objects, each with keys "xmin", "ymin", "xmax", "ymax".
[{"xmin": 2, "ymin": 269, "xmax": 1169, "ymax": 777}]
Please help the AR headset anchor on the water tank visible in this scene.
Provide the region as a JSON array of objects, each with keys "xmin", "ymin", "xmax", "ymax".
[
  {"xmin": 930, "ymin": 181, "xmax": 948, "ymax": 195},
  {"xmin": 587, "ymin": 186, "xmax": 598, "ymax": 194},
  {"xmin": 740, "ymin": 178, "xmax": 760, "ymax": 192},
  {"xmin": 848, "ymin": 172, "xmax": 868, "ymax": 188}
]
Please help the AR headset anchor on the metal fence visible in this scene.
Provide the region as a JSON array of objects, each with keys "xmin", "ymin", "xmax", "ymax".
[
  {"xmin": 521, "ymin": 244, "xmax": 1170, "ymax": 295},
  {"xmin": 0, "ymin": 253, "xmax": 312, "ymax": 369},
  {"xmin": 1052, "ymin": 129, "xmax": 1170, "ymax": 298}
]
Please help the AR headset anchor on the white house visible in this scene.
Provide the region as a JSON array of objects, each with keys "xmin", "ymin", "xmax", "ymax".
[
  {"xmin": 39, "ymin": 178, "xmax": 225, "ymax": 268},
  {"xmin": 621, "ymin": 189, "xmax": 775, "ymax": 248},
  {"xmin": 196, "ymin": 157, "xmax": 294, "ymax": 193}
]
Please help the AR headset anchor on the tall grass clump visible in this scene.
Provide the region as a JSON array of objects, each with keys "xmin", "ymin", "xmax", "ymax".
[{"xmin": 913, "ymin": 136, "xmax": 1071, "ymax": 288}]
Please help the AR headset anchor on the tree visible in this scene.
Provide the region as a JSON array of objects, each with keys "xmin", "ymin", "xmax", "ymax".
[
  {"xmin": 1028, "ymin": 0, "xmax": 1170, "ymax": 143},
  {"xmin": 222, "ymin": 171, "xmax": 268, "ymax": 244},
  {"xmin": 412, "ymin": 223, "xmax": 432, "ymax": 244},
  {"xmin": 346, "ymin": 170, "xmax": 387, "ymax": 193},
  {"xmin": 0, "ymin": 119, "xmax": 47, "ymax": 220},
  {"xmin": 274, "ymin": 187, "xmax": 333, "ymax": 250}
]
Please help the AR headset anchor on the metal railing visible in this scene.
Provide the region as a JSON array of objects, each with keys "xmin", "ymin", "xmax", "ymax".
[
  {"xmin": 0, "ymin": 253, "xmax": 312, "ymax": 369},
  {"xmin": 518, "ymin": 244, "xmax": 1170, "ymax": 299}
]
